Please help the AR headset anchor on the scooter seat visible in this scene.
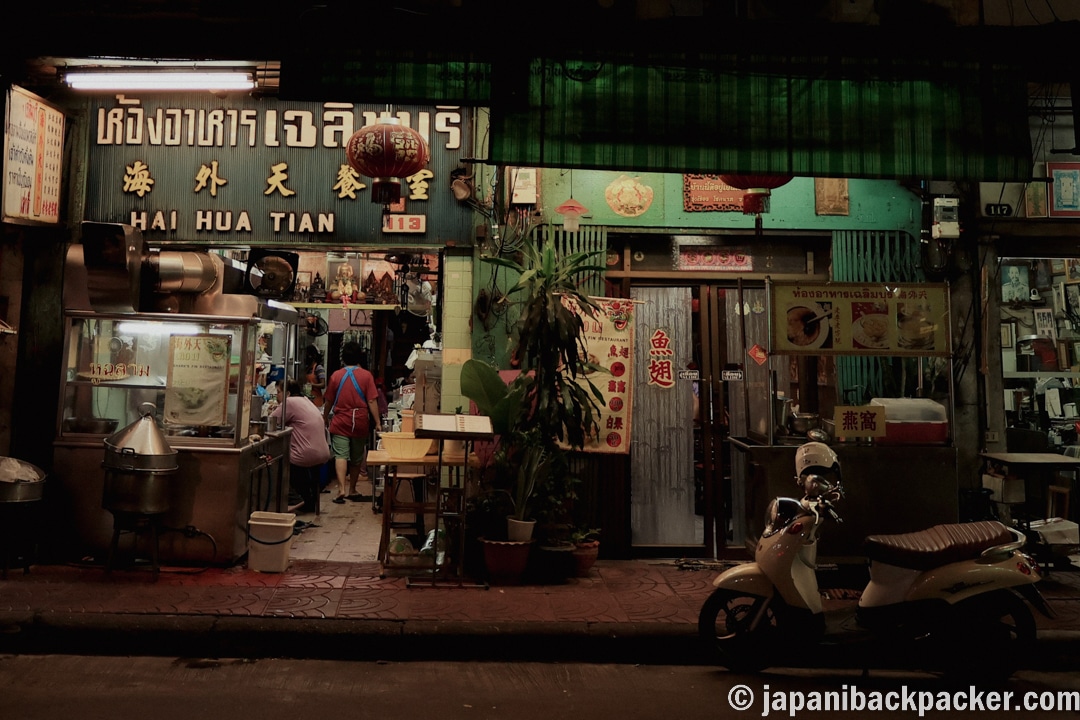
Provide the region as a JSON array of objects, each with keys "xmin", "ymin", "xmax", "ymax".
[{"xmin": 864, "ymin": 520, "xmax": 1014, "ymax": 570}]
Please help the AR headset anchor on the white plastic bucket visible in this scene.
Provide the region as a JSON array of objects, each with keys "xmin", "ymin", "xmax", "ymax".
[{"xmin": 247, "ymin": 511, "xmax": 295, "ymax": 572}]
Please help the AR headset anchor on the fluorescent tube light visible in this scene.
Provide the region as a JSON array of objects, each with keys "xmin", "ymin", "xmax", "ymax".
[
  {"xmin": 65, "ymin": 71, "xmax": 254, "ymax": 91},
  {"xmin": 117, "ymin": 321, "xmax": 204, "ymax": 336}
]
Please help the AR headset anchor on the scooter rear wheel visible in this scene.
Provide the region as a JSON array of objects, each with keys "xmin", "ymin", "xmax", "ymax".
[
  {"xmin": 698, "ymin": 589, "xmax": 778, "ymax": 672},
  {"xmin": 936, "ymin": 589, "xmax": 1036, "ymax": 683}
]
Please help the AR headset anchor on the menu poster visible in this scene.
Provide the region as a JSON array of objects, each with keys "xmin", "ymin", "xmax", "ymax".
[
  {"xmin": 570, "ymin": 297, "xmax": 635, "ymax": 455},
  {"xmin": 164, "ymin": 334, "xmax": 231, "ymax": 425},
  {"xmin": 3, "ymin": 85, "xmax": 64, "ymax": 224},
  {"xmin": 771, "ymin": 282, "xmax": 951, "ymax": 357}
]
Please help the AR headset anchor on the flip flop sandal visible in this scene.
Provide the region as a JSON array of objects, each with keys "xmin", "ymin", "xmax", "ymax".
[
  {"xmin": 332, "ymin": 496, "xmax": 346, "ymax": 504},
  {"xmin": 347, "ymin": 494, "xmax": 372, "ymax": 502}
]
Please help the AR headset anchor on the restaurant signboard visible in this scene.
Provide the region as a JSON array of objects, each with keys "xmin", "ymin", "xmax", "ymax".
[
  {"xmin": 770, "ymin": 281, "xmax": 951, "ymax": 357},
  {"xmin": 82, "ymin": 94, "xmax": 473, "ymax": 247}
]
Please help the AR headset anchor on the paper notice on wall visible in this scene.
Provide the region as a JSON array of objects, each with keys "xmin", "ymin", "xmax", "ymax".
[{"xmin": 164, "ymin": 334, "xmax": 231, "ymax": 426}]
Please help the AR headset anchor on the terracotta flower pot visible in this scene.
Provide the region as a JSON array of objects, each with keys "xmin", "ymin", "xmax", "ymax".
[
  {"xmin": 479, "ymin": 538, "xmax": 533, "ymax": 585},
  {"xmin": 531, "ymin": 543, "xmax": 575, "ymax": 584},
  {"xmin": 571, "ymin": 541, "xmax": 600, "ymax": 577}
]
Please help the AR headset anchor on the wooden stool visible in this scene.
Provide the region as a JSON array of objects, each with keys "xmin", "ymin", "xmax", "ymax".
[
  {"xmin": 379, "ymin": 472, "xmax": 428, "ymax": 562},
  {"xmin": 1047, "ymin": 485, "xmax": 1070, "ymax": 519}
]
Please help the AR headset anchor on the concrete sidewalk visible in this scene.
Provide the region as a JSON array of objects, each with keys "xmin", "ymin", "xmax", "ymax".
[{"xmin": 1, "ymin": 556, "xmax": 1079, "ymax": 668}]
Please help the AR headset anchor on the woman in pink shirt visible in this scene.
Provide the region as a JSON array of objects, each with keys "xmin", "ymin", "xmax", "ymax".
[{"xmin": 271, "ymin": 379, "xmax": 332, "ymax": 513}]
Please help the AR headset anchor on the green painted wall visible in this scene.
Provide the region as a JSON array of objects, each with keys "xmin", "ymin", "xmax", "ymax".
[
  {"xmin": 539, "ymin": 171, "xmax": 922, "ymax": 236},
  {"xmin": 470, "ymin": 169, "xmax": 924, "ymax": 370}
]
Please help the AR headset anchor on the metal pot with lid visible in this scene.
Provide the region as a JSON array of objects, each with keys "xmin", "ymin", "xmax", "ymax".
[{"xmin": 102, "ymin": 402, "xmax": 178, "ymax": 515}]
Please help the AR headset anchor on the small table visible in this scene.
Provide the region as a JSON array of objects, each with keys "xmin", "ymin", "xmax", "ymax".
[
  {"xmin": 981, "ymin": 452, "xmax": 1080, "ymax": 524},
  {"xmin": 366, "ymin": 450, "xmax": 467, "ymax": 572}
]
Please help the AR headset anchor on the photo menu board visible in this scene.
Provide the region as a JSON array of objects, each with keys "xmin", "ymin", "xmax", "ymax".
[{"xmin": 770, "ymin": 281, "xmax": 951, "ymax": 357}]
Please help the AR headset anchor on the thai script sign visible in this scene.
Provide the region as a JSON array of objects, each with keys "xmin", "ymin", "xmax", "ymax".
[
  {"xmin": 771, "ymin": 281, "xmax": 951, "ymax": 357},
  {"xmin": 84, "ymin": 95, "xmax": 472, "ymax": 245},
  {"xmin": 3, "ymin": 85, "xmax": 64, "ymax": 225},
  {"xmin": 682, "ymin": 174, "xmax": 746, "ymax": 212}
]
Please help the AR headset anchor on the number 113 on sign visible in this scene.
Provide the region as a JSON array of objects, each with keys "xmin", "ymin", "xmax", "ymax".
[{"xmin": 382, "ymin": 214, "xmax": 426, "ymax": 233}]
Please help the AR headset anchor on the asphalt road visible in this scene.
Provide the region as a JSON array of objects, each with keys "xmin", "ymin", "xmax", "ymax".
[{"xmin": 2, "ymin": 655, "xmax": 1080, "ymax": 719}]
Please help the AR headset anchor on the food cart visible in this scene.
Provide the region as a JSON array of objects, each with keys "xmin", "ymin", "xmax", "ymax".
[
  {"xmin": 732, "ymin": 280, "xmax": 959, "ymax": 561},
  {"xmin": 51, "ymin": 223, "xmax": 298, "ymax": 566}
]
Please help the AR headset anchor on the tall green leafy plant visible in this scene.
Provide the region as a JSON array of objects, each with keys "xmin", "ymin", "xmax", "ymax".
[
  {"xmin": 462, "ymin": 237, "xmax": 608, "ymax": 526},
  {"xmin": 486, "ymin": 238, "xmax": 608, "ymax": 447}
]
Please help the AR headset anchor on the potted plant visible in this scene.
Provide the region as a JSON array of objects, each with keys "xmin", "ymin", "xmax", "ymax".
[
  {"xmin": 570, "ymin": 527, "xmax": 601, "ymax": 577},
  {"xmin": 462, "ymin": 237, "xmax": 607, "ymax": 545}
]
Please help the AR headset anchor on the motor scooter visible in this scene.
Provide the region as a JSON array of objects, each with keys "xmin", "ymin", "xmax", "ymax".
[{"xmin": 698, "ymin": 442, "xmax": 1054, "ymax": 680}]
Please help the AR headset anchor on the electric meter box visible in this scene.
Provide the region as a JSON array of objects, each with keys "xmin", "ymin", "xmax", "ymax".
[{"xmin": 932, "ymin": 197, "xmax": 960, "ymax": 239}]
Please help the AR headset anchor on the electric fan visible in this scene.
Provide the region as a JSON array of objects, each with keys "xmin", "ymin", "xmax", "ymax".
[
  {"xmin": 300, "ymin": 311, "xmax": 329, "ymax": 338},
  {"xmin": 245, "ymin": 249, "xmax": 299, "ymax": 299}
]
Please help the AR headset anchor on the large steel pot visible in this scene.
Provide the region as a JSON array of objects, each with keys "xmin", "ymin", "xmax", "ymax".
[
  {"xmin": 102, "ymin": 402, "xmax": 178, "ymax": 515},
  {"xmin": 63, "ymin": 417, "xmax": 119, "ymax": 434},
  {"xmin": 0, "ymin": 457, "xmax": 46, "ymax": 503},
  {"xmin": 787, "ymin": 412, "xmax": 821, "ymax": 436}
]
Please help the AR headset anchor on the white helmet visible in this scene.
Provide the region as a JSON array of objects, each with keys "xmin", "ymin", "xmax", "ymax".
[{"xmin": 795, "ymin": 441, "xmax": 839, "ymax": 477}]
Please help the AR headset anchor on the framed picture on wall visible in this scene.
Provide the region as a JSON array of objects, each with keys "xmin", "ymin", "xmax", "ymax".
[
  {"xmin": 1034, "ymin": 307, "xmax": 1056, "ymax": 340},
  {"xmin": 1048, "ymin": 162, "xmax": 1080, "ymax": 217},
  {"xmin": 1066, "ymin": 282, "xmax": 1080, "ymax": 321},
  {"xmin": 1052, "ymin": 259, "xmax": 1067, "ymax": 275},
  {"xmin": 1001, "ymin": 262, "xmax": 1030, "ymax": 303},
  {"xmin": 1054, "ymin": 281, "xmax": 1068, "ymax": 316},
  {"xmin": 326, "ymin": 257, "xmax": 362, "ymax": 302},
  {"xmin": 1034, "ymin": 259, "xmax": 1053, "ymax": 290},
  {"xmin": 1025, "ymin": 182, "xmax": 1049, "ymax": 218},
  {"xmin": 1000, "ymin": 322, "xmax": 1015, "ymax": 348}
]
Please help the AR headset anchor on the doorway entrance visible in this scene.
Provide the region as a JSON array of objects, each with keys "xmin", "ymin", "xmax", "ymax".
[{"xmin": 629, "ymin": 283, "xmax": 750, "ymax": 558}]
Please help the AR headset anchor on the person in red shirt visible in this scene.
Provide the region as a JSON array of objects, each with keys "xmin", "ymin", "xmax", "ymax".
[{"xmin": 323, "ymin": 341, "xmax": 382, "ymax": 504}]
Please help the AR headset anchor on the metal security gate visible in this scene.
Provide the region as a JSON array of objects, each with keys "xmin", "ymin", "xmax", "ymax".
[{"xmin": 832, "ymin": 230, "xmax": 924, "ymax": 403}]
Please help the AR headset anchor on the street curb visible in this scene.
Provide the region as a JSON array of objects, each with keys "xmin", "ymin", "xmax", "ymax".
[
  {"xmin": 1, "ymin": 611, "xmax": 1078, "ymax": 669},
  {"xmin": 0, "ymin": 612, "xmax": 707, "ymax": 664}
]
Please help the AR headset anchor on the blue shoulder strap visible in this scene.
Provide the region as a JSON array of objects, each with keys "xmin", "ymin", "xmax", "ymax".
[{"xmin": 331, "ymin": 367, "xmax": 366, "ymax": 411}]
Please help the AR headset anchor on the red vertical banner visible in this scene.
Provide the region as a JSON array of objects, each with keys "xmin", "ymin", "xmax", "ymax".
[{"xmin": 575, "ymin": 298, "xmax": 635, "ymax": 455}]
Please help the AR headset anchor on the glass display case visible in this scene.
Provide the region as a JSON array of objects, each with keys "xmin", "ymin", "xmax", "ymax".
[
  {"xmin": 53, "ymin": 307, "xmax": 300, "ymax": 565},
  {"xmin": 58, "ymin": 311, "xmax": 295, "ymax": 446}
]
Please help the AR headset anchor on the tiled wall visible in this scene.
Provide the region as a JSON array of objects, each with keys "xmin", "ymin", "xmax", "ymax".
[{"xmin": 438, "ymin": 248, "xmax": 473, "ymax": 413}]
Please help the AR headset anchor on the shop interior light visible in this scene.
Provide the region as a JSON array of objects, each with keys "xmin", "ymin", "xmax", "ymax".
[
  {"xmin": 117, "ymin": 321, "xmax": 204, "ymax": 336},
  {"xmin": 65, "ymin": 71, "xmax": 255, "ymax": 91}
]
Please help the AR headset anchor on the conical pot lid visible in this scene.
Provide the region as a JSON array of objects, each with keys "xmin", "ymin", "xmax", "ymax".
[{"xmin": 105, "ymin": 402, "xmax": 177, "ymax": 459}]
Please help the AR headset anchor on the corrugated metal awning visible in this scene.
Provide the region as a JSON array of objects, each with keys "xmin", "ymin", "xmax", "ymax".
[{"xmin": 486, "ymin": 55, "xmax": 1032, "ymax": 182}]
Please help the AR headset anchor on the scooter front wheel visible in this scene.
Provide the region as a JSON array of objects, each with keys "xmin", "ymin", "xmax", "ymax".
[{"xmin": 698, "ymin": 589, "xmax": 778, "ymax": 672}]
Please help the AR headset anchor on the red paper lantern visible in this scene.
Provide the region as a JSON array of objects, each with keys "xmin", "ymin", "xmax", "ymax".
[
  {"xmin": 346, "ymin": 119, "xmax": 430, "ymax": 204},
  {"xmin": 718, "ymin": 174, "xmax": 793, "ymax": 214}
]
